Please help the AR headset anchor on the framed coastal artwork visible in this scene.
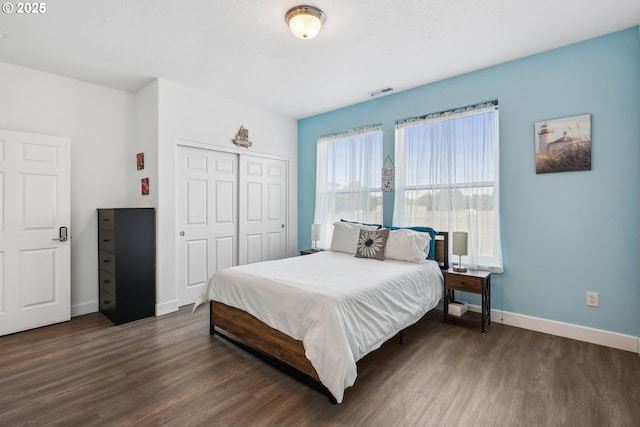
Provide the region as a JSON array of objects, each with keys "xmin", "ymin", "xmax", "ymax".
[{"xmin": 535, "ymin": 114, "xmax": 591, "ymax": 174}]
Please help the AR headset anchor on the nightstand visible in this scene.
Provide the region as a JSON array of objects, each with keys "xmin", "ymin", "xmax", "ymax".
[
  {"xmin": 443, "ymin": 268, "xmax": 491, "ymax": 333},
  {"xmin": 300, "ymin": 248, "xmax": 323, "ymax": 256}
]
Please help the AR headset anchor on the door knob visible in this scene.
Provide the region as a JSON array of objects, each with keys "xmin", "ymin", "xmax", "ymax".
[{"xmin": 179, "ymin": 231, "xmax": 185, "ymax": 236}]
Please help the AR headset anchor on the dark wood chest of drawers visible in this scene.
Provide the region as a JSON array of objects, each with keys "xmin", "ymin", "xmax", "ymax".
[{"xmin": 98, "ymin": 208, "xmax": 155, "ymax": 325}]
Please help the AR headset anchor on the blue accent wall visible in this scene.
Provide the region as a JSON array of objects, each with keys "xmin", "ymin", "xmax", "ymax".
[{"xmin": 298, "ymin": 27, "xmax": 640, "ymax": 336}]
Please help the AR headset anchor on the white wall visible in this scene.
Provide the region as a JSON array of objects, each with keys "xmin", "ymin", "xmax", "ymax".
[
  {"xmin": 0, "ymin": 64, "xmax": 297, "ymax": 319},
  {"xmin": 155, "ymin": 79, "xmax": 298, "ymax": 315},
  {"xmin": 132, "ymin": 79, "xmax": 159, "ymax": 208},
  {"xmin": 0, "ymin": 61, "xmax": 136, "ymax": 316}
]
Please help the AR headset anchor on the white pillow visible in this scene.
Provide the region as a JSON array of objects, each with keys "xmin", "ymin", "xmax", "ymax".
[
  {"xmin": 384, "ymin": 229, "xmax": 431, "ymax": 263},
  {"xmin": 330, "ymin": 221, "xmax": 378, "ymax": 254}
]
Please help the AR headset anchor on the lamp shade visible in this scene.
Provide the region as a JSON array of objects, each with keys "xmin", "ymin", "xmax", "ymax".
[
  {"xmin": 452, "ymin": 232, "xmax": 468, "ymax": 256},
  {"xmin": 285, "ymin": 5, "xmax": 326, "ymax": 39},
  {"xmin": 311, "ymin": 223, "xmax": 321, "ymax": 241}
]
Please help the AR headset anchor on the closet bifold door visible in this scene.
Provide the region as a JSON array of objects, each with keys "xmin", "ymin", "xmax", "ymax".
[
  {"xmin": 175, "ymin": 145, "xmax": 289, "ymax": 307},
  {"xmin": 238, "ymin": 155, "xmax": 288, "ymax": 265},
  {"xmin": 175, "ymin": 147, "xmax": 238, "ymax": 307}
]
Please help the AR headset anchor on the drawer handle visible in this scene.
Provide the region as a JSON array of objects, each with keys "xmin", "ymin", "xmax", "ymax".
[
  {"xmin": 103, "ymin": 300, "xmax": 111, "ymax": 305},
  {"xmin": 103, "ymin": 239, "xmax": 110, "ymax": 242},
  {"xmin": 103, "ymin": 280, "xmax": 111, "ymax": 284},
  {"xmin": 103, "ymin": 260, "xmax": 111, "ymax": 263}
]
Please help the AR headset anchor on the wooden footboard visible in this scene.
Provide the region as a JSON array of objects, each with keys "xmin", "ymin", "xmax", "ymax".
[{"xmin": 211, "ymin": 301, "xmax": 320, "ymax": 381}]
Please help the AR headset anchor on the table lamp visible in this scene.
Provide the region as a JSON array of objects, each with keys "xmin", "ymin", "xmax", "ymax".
[
  {"xmin": 452, "ymin": 231, "xmax": 468, "ymax": 272},
  {"xmin": 311, "ymin": 224, "xmax": 321, "ymax": 251}
]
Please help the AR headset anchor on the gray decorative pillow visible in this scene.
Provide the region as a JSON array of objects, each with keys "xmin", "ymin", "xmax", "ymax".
[{"xmin": 355, "ymin": 228, "xmax": 389, "ymax": 261}]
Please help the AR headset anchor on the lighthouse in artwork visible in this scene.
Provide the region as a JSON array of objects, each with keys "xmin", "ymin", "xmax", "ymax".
[{"xmin": 537, "ymin": 122, "xmax": 553, "ymax": 155}]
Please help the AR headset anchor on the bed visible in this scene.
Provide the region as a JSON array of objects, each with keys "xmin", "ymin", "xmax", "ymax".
[{"xmin": 194, "ymin": 223, "xmax": 449, "ymax": 403}]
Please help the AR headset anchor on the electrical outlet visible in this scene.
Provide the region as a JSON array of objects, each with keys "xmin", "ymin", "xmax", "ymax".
[{"xmin": 586, "ymin": 291, "xmax": 599, "ymax": 307}]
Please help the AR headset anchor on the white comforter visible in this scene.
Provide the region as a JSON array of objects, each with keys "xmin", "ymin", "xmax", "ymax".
[{"xmin": 194, "ymin": 250, "xmax": 443, "ymax": 403}]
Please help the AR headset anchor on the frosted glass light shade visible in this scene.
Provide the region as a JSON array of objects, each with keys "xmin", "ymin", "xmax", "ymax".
[
  {"xmin": 311, "ymin": 223, "xmax": 321, "ymax": 241},
  {"xmin": 452, "ymin": 232, "xmax": 468, "ymax": 256},
  {"xmin": 285, "ymin": 5, "xmax": 326, "ymax": 39}
]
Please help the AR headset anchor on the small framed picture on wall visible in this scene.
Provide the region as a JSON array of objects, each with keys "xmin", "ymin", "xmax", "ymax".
[
  {"xmin": 137, "ymin": 152, "xmax": 144, "ymax": 170},
  {"xmin": 141, "ymin": 177, "xmax": 149, "ymax": 195}
]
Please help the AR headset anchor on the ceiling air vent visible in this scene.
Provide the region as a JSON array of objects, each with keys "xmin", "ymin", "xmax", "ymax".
[{"xmin": 368, "ymin": 87, "xmax": 394, "ymax": 97}]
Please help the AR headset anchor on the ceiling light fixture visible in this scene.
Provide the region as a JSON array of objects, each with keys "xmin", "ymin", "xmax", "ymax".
[{"xmin": 285, "ymin": 5, "xmax": 326, "ymax": 40}]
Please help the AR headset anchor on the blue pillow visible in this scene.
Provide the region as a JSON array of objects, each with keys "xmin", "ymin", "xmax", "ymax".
[{"xmin": 385, "ymin": 226, "xmax": 437, "ymax": 259}]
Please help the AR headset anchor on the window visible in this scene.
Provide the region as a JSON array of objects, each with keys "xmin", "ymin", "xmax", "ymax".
[
  {"xmin": 393, "ymin": 102, "xmax": 503, "ymax": 272},
  {"xmin": 314, "ymin": 125, "xmax": 383, "ymax": 248}
]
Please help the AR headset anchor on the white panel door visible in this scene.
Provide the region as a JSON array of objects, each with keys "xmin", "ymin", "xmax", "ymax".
[
  {"xmin": 176, "ymin": 146, "xmax": 237, "ymax": 307},
  {"xmin": 239, "ymin": 156, "xmax": 287, "ymax": 265},
  {"xmin": 0, "ymin": 129, "xmax": 71, "ymax": 336}
]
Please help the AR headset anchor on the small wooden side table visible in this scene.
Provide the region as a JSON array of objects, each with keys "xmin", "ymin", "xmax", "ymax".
[
  {"xmin": 443, "ymin": 268, "xmax": 491, "ymax": 333},
  {"xmin": 299, "ymin": 248, "xmax": 324, "ymax": 256}
]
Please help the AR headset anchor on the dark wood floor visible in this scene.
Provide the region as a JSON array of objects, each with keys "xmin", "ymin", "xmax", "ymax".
[{"xmin": 1, "ymin": 306, "xmax": 639, "ymax": 427}]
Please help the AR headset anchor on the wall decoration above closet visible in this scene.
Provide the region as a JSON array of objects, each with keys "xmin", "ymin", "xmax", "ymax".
[{"xmin": 233, "ymin": 126, "xmax": 253, "ymax": 148}]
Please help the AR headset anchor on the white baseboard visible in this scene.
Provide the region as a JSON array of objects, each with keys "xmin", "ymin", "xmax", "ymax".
[
  {"xmin": 156, "ymin": 299, "xmax": 179, "ymax": 316},
  {"xmin": 71, "ymin": 300, "xmax": 98, "ymax": 317},
  {"xmin": 467, "ymin": 304, "xmax": 639, "ymax": 354}
]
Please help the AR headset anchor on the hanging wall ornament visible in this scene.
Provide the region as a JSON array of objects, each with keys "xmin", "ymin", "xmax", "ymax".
[
  {"xmin": 232, "ymin": 125, "xmax": 252, "ymax": 148},
  {"xmin": 382, "ymin": 155, "xmax": 395, "ymax": 192}
]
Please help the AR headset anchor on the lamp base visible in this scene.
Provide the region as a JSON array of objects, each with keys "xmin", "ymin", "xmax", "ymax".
[{"xmin": 453, "ymin": 254, "xmax": 467, "ymax": 272}]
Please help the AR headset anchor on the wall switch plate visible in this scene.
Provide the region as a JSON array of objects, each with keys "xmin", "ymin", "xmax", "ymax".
[{"xmin": 586, "ymin": 291, "xmax": 599, "ymax": 307}]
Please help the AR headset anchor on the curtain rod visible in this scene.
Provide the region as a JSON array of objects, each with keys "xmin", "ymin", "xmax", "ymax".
[
  {"xmin": 396, "ymin": 100, "xmax": 498, "ymax": 127},
  {"xmin": 317, "ymin": 123, "xmax": 383, "ymax": 141}
]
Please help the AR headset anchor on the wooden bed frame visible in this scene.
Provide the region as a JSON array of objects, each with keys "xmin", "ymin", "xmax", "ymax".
[{"xmin": 209, "ymin": 232, "xmax": 449, "ymax": 403}]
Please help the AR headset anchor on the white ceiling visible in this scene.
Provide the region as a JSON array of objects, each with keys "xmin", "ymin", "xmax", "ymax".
[{"xmin": 0, "ymin": 0, "xmax": 638, "ymax": 119}]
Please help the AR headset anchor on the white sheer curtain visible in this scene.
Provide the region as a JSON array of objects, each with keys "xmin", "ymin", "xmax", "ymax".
[
  {"xmin": 393, "ymin": 103, "xmax": 503, "ymax": 272},
  {"xmin": 314, "ymin": 125, "xmax": 383, "ymax": 248}
]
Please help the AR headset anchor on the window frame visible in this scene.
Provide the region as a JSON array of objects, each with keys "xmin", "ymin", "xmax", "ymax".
[
  {"xmin": 393, "ymin": 102, "xmax": 503, "ymax": 272},
  {"xmin": 314, "ymin": 125, "xmax": 384, "ymax": 248}
]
